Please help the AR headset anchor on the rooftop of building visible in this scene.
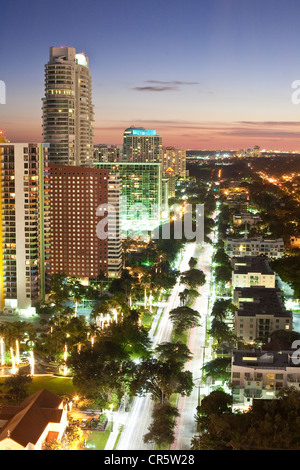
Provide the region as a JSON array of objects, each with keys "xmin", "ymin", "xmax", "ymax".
[
  {"xmin": 231, "ymin": 256, "xmax": 274, "ymax": 275},
  {"xmin": 232, "ymin": 349, "xmax": 300, "ymax": 369},
  {"xmin": 226, "ymin": 237, "xmax": 284, "ymax": 244},
  {"xmin": 234, "ymin": 286, "xmax": 291, "ymax": 317},
  {"xmin": 124, "ymin": 126, "xmax": 158, "ymax": 136},
  {"xmin": 0, "ymin": 389, "xmax": 64, "ymax": 448}
]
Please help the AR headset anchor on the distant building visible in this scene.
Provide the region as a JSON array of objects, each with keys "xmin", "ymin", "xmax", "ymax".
[
  {"xmin": 231, "ymin": 256, "xmax": 276, "ymax": 289},
  {"xmin": 246, "ymin": 146, "xmax": 261, "ymax": 158},
  {"xmin": 0, "ymin": 389, "xmax": 68, "ymax": 450},
  {"xmin": 233, "ymin": 286, "xmax": 292, "ymax": 343},
  {"xmin": 231, "ymin": 349, "xmax": 300, "ymax": 408},
  {"xmin": 163, "ymin": 168, "xmax": 176, "ymax": 198},
  {"xmin": 42, "ymin": 46, "xmax": 94, "ymax": 166},
  {"xmin": 94, "ymin": 144, "xmax": 122, "ymax": 163},
  {"xmin": 159, "ymin": 146, "xmax": 186, "ymax": 178},
  {"xmin": 122, "ymin": 126, "xmax": 162, "ymax": 163},
  {"xmin": 225, "ymin": 237, "xmax": 284, "ymax": 259},
  {"xmin": 0, "ymin": 143, "xmax": 50, "ymax": 313}
]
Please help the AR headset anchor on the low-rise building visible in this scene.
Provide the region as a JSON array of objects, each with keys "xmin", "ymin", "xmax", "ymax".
[
  {"xmin": 233, "ymin": 212, "xmax": 261, "ymax": 227},
  {"xmin": 225, "ymin": 237, "xmax": 284, "ymax": 259},
  {"xmin": 231, "ymin": 256, "xmax": 276, "ymax": 289},
  {"xmin": 0, "ymin": 389, "xmax": 68, "ymax": 450},
  {"xmin": 231, "ymin": 349, "xmax": 300, "ymax": 409},
  {"xmin": 233, "ymin": 286, "xmax": 292, "ymax": 343}
]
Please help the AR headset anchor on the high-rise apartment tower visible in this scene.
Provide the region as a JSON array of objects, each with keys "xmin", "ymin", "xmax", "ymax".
[{"xmin": 42, "ymin": 46, "xmax": 94, "ymax": 166}]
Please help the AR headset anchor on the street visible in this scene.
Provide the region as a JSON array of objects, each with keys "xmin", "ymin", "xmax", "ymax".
[{"xmin": 105, "ymin": 240, "xmax": 214, "ymax": 450}]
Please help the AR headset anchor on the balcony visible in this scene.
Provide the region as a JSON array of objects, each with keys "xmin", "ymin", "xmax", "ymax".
[{"xmin": 244, "ymin": 389, "xmax": 262, "ymax": 398}]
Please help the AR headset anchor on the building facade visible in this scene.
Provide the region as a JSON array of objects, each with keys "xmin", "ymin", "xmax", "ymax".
[
  {"xmin": 159, "ymin": 146, "xmax": 186, "ymax": 177},
  {"xmin": 231, "ymin": 256, "xmax": 276, "ymax": 289},
  {"xmin": 42, "ymin": 46, "xmax": 94, "ymax": 166},
  {"xmin": 122, "ymin": 126, "xmax": 162, "ymax": 163},
  {"xmin": 0, "ymin": 143, "xmax": 50, "ymax": 313},
  {"xmin": 95, "ymin": 161, "xmax": 164, "ymax": 236},
  {"xmin": 231, "ymin": 349, "xmax": 300, "ymax": 409},
  {"xmin": 233, "ymin": 286, "xmax": 292, "ymax": 343},
  {"xmin": 225, "ymin": 237, "xmax": 284, "ymax": 259},
  {"xmin": 94, "ymin": 144, "xmax": 122, "ymax": 163},
  {"xmin": 233, "ymin": 212, "xmax": 261, "ymax": 227},
  {"xmin": 49, "ymin": 164, "xmax": 121, "ymax": 280}
]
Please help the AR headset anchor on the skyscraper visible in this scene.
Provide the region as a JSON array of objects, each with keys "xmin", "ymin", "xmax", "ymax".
[
  {"xmin": 0, "ymin": 143, "xmax": 50, "ymax": 312},
  {"xmin": 42, "ymin": 46, "xmax": 94, "ymax": 166},
  {"xmin": 122, "ymin": 126, "xmax": 162, "ymax": 163}
]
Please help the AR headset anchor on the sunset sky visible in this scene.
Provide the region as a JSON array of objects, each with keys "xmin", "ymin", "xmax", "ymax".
[{"xmin": 2, "ymin": 0, "xmax": 300, "ymax": 150}]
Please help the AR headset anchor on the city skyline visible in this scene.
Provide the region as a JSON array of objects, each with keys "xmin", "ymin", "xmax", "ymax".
[{"xmin": 2, "ymin": 0, "xmax": 300, "ymax": 150}]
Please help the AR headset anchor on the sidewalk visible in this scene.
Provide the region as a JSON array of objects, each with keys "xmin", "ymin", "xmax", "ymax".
[{"xmin": 104, "ymin": 409, "xmax": 129, "ymax": 450}]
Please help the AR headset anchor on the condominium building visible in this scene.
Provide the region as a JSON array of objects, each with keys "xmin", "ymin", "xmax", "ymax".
[
  {"xmin": 0, "ymin": 143, "xmax": 50, "ymax": 312},
  {"xmin": 231, "ymin": 256, "xmax": 276, "ymax": 289},
  {"xmin": 122, "ymin": 126, "xmax": 162, "ymax": 163},
  {"xmin": 159, "ymin": 146, "xmax": 186, "ymax": 177},
  {"xmin": 42, "ymin": 46, "xmax": 94, "ymax": 166},
  {"xmin": 49, "ymin": 164, "xmax": 122, "ymax": 280},
  {"xmin": 233, "ymin": 286, "xmax": 292, "ymax": 343},
  {"xmin": 95, "ymin": 161, "xmax": 163, "ymax": 236},
  {"xmin": 225, "ymin": 237, "xmax": 284, "ymax": 259},
  {"xmin": 231, "ymin": 349, "xmax": 300, "ymax": 408}
]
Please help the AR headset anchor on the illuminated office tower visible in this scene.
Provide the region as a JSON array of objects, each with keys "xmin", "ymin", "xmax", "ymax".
[
  {"xmin": 95, "ymin": 162, "xmax": 163, "ymax": 236},
  {"xmin": 42, "ymin": 46, "xmax": 94, "ymax": 166},
  {"xmin": 122, "ymin": 126, "xmax": 162, "ymax": 162},
  {"xmin": 0, "ymin": 143, "xmax": 50, "ymax": 313}
]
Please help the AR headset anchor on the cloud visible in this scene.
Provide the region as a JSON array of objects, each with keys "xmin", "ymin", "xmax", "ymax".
[
  {"xmin": 133, "ymin": 85, "xmax": 177, "ymax": 92},
  {"xmin": 237, "ymin": 121, "xmax": 300, "ymax": 127},
  {"xmin": 132, "ymin": 79, "xmax": 201, "ymax": 92},
  {"xmin": 145, "ymin": 80, "xmax": 201, "ymax": 86}
]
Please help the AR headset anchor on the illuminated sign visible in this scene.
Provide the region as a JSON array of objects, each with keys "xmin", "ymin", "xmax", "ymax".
[
  {"xmin": 165, "ymin": 167, "xmax": 175, "ymax": 173},
  {"xmin": 76, "ymin": 53, "xmax": 88, "ymax": 67},
  {"xmin": 132, "ymin": 129, "xmax": 156, "ymax": 136}
]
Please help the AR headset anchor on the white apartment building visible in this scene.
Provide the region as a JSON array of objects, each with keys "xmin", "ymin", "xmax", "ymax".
[
  {"xmin": 225, "ymin": 237, "xmax": 284, "ymax": 259},
  {"xmin": 233, "ymin": 287, "xmax": 292, "ymax": 343},
  {"xmin": 231, "ymin": 256, "xmax": 276, "ymax": 289},
  {"xmin": 42, "ymin": 46, "xmax": 94, "ymax": 167},
  {"xmin": 231, "ymin": 349, "xmax": 300, "ymax": 408},
  {"xmin": 0, "ymin": 143, "xmax": 50, "ymax": 313}
]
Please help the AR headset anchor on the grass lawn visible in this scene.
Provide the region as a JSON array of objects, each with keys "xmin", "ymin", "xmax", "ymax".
[
  {"xmin": 84, "ymin": 422, "xmax": 112, "ymax": 450},
  {"xmin": 0, "ymin": 375, "xmax": 75, "ymax": 397}
]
